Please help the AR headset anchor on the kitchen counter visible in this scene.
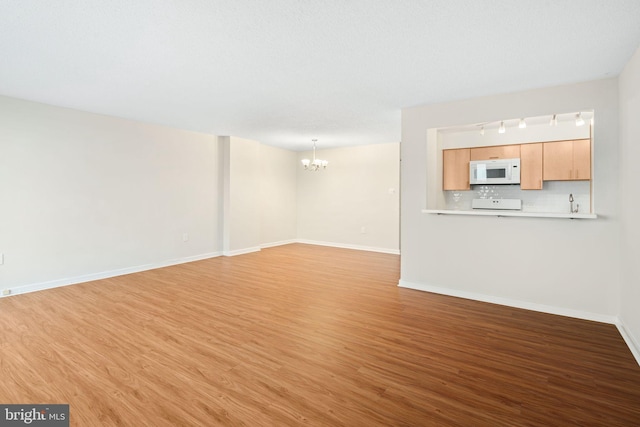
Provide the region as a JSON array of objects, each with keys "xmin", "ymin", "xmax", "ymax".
[{"xmin": 422, "ymin": 209, "xmax": 597, "ymax": 219}]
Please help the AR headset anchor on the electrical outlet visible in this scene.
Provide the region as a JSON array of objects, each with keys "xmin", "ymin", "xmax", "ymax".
[
  {"xmin": 2, "ymin": 289, "xmax": 10, "ymax": 296},
  {"xmin": 182, "ymin": 233, "xmax": 189, "ymax": 242}
]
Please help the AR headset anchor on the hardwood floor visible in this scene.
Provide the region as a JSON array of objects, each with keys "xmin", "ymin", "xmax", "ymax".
[{"xmin": 1, "ymin": 243, "xmax": 639, "ymax": 426}]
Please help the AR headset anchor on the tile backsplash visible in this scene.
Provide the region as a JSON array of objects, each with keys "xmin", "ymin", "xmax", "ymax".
[{"xmin": 445, "ymin": 181, "xmax": 591, "ymax": 214}]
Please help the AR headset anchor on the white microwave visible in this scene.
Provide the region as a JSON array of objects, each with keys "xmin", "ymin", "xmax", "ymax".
[{"xmin": 470, "ymin": 158, "xmax": 520, "ymax": 185}]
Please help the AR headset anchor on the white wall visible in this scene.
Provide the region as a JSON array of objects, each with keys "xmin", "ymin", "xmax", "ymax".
[
  {"xmin": 260, "ymin": 144, "xmax": 298, "ymax": 246},
  {"xmin": 619, "ymin": 46, "xmax": 640, "ymax": 357},
  {"xmin": 220, "ymin": 136, "xmax": 261, "ymax": 255},
  {"xmin": 0, "ymin": 96, "xmax": 220, "ymax": 292},
  {"xmin": 401, "ymin": 79, "xmax": 620, "ymax": 320},
  {"xmin": 297, "ymin": 142, "xmax": 400, "ymax": 253}
]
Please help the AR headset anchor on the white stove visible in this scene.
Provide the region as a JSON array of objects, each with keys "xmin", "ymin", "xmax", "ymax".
[{"xmin": 472, "ymin": 199, "xmax": 522, "ymax": 210}]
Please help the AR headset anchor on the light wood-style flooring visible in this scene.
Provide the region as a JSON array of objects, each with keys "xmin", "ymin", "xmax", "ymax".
[{"xmin": 1, "ymin": 244, "xmax": 639, "ymax": 426}]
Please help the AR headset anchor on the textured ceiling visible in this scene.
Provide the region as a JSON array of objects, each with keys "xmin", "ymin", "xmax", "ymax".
[{"xmin": 1, "ymin": 1, "xmax": 639, "ymax": 151}]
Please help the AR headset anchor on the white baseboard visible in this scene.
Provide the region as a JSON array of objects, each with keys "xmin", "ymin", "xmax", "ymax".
[
  {"xmin": 398, "ymin": 280, "xmax": 617, "ymax": 324},
  {"xmin": 222, "ymin": 246, "xmax": 261, "ymax": 257},
  {"xmin": 2, "ymin": 252, "xmax": 222, "ymax": 298},
  {"xmin": 296, "ymin": 239, "xmax": 400, "ymax": 255},
  {"xmin": 260, "ymin": 239, "xmax": 298, "ymax": 249},
  {"xmin": 615, "ymin": 319, "xmax": 640, "ymax": 367}
]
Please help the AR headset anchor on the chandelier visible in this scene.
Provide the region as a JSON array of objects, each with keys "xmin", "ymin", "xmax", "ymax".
[{"xmin": 301, "ymin": 139, "xmax": 328, "ymax": 171}]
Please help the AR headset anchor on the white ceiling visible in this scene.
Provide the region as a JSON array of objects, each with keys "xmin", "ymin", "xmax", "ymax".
[{"xmin": 1, "ymin": 1, "xmax": 639, "ymax": 151}]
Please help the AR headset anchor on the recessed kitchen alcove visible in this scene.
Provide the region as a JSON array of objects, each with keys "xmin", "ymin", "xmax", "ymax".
[{"xmin": 424, "ymin": 111, "xmax": 597, "ymax": 219}]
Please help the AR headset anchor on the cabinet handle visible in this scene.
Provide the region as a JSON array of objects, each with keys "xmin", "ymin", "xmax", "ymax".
[
  {"xmin": 576, "ymin": 170, "xmax": 579, "ymax": 179},
  {"xmin": 489, "ymin": 156, "xmax": 498, "ymax": 159},
  {"xmin": 539, "ymin": 179, "xmax": 542, "ymax": 189}
]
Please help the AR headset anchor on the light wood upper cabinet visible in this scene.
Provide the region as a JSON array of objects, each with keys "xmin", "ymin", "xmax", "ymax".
[
  {"xmin": 543, "ymin": 140, "xmax": 573, "ymax": 180},
  {"xmin": 443, "ymin": 148, "xmax": 470, "ymax": 190},
  {"xmin": 470, "ymin": 144, "xmax": 520, "ymax": 161},
  {"xmin": 442, "ymin": 139, "xmax": 590, "ymax": 192},
  {"xmin": 520, "ymin": 143, "xmax": 543, "ymax": 190},
  {"xmin": 543, "ymin": 139, "xmax": 591, "ymax": 181},
  {"xmin": 572, "ymin": 139, "xmax": 591, "ymax": 180}
]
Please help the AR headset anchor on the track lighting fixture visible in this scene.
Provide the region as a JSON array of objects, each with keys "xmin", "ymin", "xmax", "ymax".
[{"xmin": 463, "ymin": 111, "xmax": 590, "ymax": 137}]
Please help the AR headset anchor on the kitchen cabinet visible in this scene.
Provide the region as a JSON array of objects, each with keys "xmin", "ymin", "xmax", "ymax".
[
  {"xmin": 543, "ymin": 139, "xmax": 591, "ymax": 181},
  {"xmin": 470, "ymin": 144, "xmax": 520, "ymax": 161},
  {"xmin": 572, "ymin": 139, "xmax": 591, "ymax": 180},
  {"xmin": 520, "ymin": 143, "xmax": 543, "ymax": 190},
  {"xmin": 443, "ymin": 148, "xmax": 470, "ymax": 190}
]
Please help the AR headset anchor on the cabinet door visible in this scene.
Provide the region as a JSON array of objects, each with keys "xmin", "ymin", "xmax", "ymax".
[
  {"xmin": 520, "ymin": 143, "xmax": 543, "ymax": 190},
  {"xmin": 572, "ymin": 139, "xmax": 591, "ymax": 180},
  {"xmin": 543, "ymin": 140, "xmax": 573, "ymax": 181},
  {"xmin": 443, "ymin": 148, "xmax": 470, "ymax": 190},
  {"xmin": 470, "ymin": 144, "xmax": 520, "ymax": 161}
]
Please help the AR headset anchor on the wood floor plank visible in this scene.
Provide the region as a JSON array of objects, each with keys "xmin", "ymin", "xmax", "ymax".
[{"xmin": 1, "ymin": 243, "xmax": 639, "ymax": 426}]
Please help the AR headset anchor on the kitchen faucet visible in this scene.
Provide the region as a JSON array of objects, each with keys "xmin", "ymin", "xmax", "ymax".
[{"xmin": 569, "ymin": 194, "xmax": 579, "ymax": 213}]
